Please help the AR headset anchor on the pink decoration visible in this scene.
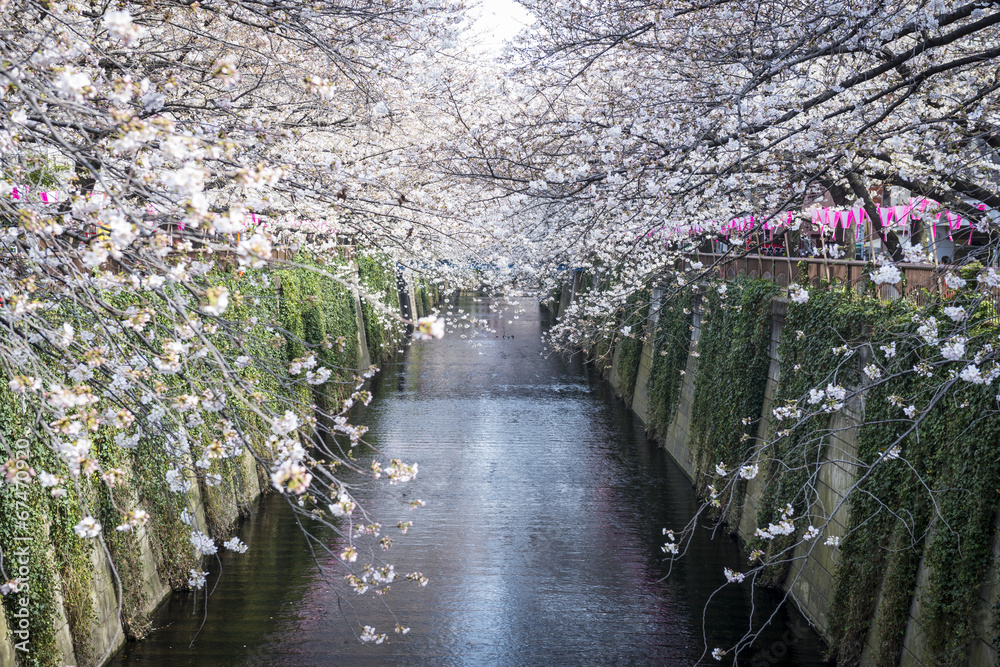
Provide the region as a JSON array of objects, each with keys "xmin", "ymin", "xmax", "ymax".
[{"xmin": 877, "ymin": 205, "xmax": 895, "ymax": 240}]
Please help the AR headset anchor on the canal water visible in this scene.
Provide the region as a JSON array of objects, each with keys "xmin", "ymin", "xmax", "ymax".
[{"xmin": 110, "ymin": 295, "xmax": 830, "ymax": 666}]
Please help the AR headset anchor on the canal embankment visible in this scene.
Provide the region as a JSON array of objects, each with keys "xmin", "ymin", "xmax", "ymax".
[
  {"xmin": 548, "ymin": 272, "xmax": 1000, "ymax": 667},
  {"xmin": 0, "ymin": 254, "xmax": 439, "ymax": 667}
]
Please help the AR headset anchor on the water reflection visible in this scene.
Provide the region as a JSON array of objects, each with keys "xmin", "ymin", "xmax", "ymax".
[{"xmin": 111, "ymin": 296, "xmax": 829, "ymax": 666}]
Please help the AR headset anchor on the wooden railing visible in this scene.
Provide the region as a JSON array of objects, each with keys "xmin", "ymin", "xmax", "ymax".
[{"xmin": 694, "ymin": 253, "xmax": 996, "ymax": 307}]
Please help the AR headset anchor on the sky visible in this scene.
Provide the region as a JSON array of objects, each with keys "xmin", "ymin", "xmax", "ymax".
[{"xmin": 466, "ymin": 0, "xmax": 534, "ymax": 54}]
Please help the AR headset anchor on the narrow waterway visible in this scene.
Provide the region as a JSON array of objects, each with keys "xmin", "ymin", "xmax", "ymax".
[{"xmin": 111, "ymin": 295, "xmax": 829, "ymax": 666}]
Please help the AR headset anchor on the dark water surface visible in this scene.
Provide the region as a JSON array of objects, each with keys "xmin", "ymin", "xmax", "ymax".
[{"xmin": 111, "ymin": 296, "xmax": 829, "ymax": 666}]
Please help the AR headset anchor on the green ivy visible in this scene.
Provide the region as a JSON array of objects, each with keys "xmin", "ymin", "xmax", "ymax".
[
  {"xmin": 828, "ymin": 294, "xmax": 1000, "ymax": 666},
  {"xmin": 276, "ymin": 255, "xmax": 361, "ymax": 415},
  {"xmin": 0, "ymin": 256, "xmax": 400, "ymax": 665},
  {"xmin": 0, "ymin": 467, "xmax": 64, "ymax": 667},
  {"xmin": 645, "ymin": 289, "xmax": 694, "ymax": 440},
  {"xmin": 277, "ymin": 256, "xmax": 359, "ymax": 369},
  {"xmin": 577, "ymin": 269, "xmax": 1000, "ymax": 665},
  {"xmin": 689, "ymin": 279, "xmax": 780, "ymax": 478},
  {"xmin": 357, "ymin": 253, "xmax": 403, "ymax": 366},
  {"xmin": 92, "ymin": 430, "xmax": 149, "ymax": 639},
  {"xmin": 614, "ymin": 289, "xmax": 650, "ymax": 407}
]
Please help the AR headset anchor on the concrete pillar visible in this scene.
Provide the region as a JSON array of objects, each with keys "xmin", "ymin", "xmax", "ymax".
[
  {"xmin": 631, "ymin": 286, "xmax": 663, "ymax": 427},
  {"xmin": 350, "ymin": 265, "xmax": 371, "ymax": 370},
  {"xmin": 659, "ymin": 289, "xmax": 702, "ymax": 480},
  {"xmin": 51, "ymin": 560, "xmax": 79, "ymax": 667},
  {"xmin": 0, "ymin": 610, "xmax": 16, "ymax": 666},
  {"xmin": 88, "ymin": 541, "xmax": 125, "ymax": 666},
  {"xmin": 395, "ymin": 268, "xmax": 413, "ymax": 327},
  {"xmin": 556, "ymin": 273, "xmax": 572, "ymax": 320}
]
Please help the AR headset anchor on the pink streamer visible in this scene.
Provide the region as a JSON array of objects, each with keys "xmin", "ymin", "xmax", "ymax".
[{"xmin": 878, "ymin": 205, "xmax": 896, "ymax": 240}]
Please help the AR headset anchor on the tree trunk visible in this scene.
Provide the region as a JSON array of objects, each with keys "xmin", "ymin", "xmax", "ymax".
[{"xmin": 847, "ymin": 172, "xmax": 901, "ymax": 262}]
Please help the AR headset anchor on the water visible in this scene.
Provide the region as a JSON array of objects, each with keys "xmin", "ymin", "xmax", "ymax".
[{"xmin": 110, "ymin": 295, "xmax": 830, "ymax": 666}]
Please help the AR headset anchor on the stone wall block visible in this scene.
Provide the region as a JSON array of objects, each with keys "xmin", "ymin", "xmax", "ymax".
[
  {"xmin": 0, "ymin": 610, "xmax": 15, "ymax": 666},
  {"xmin": 88, "ymin": 542, "xmax": 125, "ymax": 665}
]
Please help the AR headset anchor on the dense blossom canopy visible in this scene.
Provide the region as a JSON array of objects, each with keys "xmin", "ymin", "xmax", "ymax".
[{"xmin": 1, "ymin": 0, "xmax": 999, "ymax": 661}]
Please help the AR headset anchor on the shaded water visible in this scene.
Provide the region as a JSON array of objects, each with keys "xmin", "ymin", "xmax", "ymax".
[{"xmin": 111, "ymin": 296, "xmax": 830, "ymax": 666}]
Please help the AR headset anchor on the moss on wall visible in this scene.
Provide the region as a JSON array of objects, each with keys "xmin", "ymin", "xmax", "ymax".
[
  {"xmin": 613, "ymin": 290, "xmax": 650, "ymax": 407},
  {"xmin": 632, "ymin": 280, "xmax": 1000, "ymax": 666},
  {"xmin": 357, "ymin": 254, "xmax": 403, "ymax": 367},
  {"xmin": 646, "ymin": 290, "xmax": 694, "ymax": 441},
  {"xmin": 0, "ymin": 258, "xmax": 402, "ymax": 666}
]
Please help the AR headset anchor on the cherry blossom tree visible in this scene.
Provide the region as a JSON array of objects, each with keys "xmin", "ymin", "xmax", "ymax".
[
  {"xmin": 0, "ymin": 0, "xmax": 472, "ymax": 650},
  {"xmin": 444, "ymin": 0, "xmax": 1000, "ymax": 341},
  {"xmin": 4, "ymin": 0, "xmax": 1000, "ymax": 660}
]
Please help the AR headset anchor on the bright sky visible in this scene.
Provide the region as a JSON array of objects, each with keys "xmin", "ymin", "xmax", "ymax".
[{"xmin": 466, "ymin": 0, "xmax": 534, "ymax": 54}]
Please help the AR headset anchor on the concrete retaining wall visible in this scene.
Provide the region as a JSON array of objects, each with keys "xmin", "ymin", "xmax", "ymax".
[
  {"xmin": 0, "ymin": 263, "xmax": 390, "ymax": 667},
  {"xmin": 630, "ymin": 286, "xmax": 663, "ymax": 427},
  {"xmin": 0, "ymin": 615, "xmax": 13, "ymax": 666},
  {"xmin": 564, "ymin": 277, "xmax": 1000, "ymax": 667}
]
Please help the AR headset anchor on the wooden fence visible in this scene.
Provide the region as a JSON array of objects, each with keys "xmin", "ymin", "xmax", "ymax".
[{"xmin": 694, "ymin": 253, "xmax": 996, "ymax": 307}]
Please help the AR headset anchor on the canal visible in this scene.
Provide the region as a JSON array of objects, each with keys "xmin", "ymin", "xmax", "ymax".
[{"xmin": 110, "ymin": 295, "xmax": 829, "ymax": 666}]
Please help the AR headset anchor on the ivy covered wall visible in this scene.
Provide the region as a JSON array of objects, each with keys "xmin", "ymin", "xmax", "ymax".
[
  {"xmin": 0, "ymin": 256, "xmax": 408, "ymax": 667},
  {"xmin": 357, "ymin": 253, "xmax": 404, "ymax": 367},
  {"xmin": 566, "ymin": 272, "xmax": 1000, "ymax": 667},
  {"xmin": 608, "ymin": 289, "xmax": 650, "ymax": 407}
]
